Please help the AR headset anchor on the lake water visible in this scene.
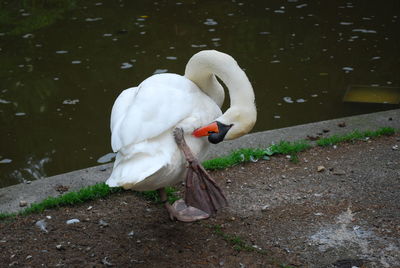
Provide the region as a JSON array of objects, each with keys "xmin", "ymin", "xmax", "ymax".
[{"xmin": 0, "ymin": 0, "xmax": 399, "ymax": 188}]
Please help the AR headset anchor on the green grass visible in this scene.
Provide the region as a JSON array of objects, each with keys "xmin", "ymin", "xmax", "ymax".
[
  {"xmin": 211, "ymin": 225, "xmax": 296, "ymax": 267},
  {"xmin": 0, "ymin": 127, "xmax": 396, "ymax": 221},
  {"xmin": 19, "ymin": 183, "xmax": 121, "ymax": 215},
  {"xmin": 0, "ymin": 183, "xmax": 178, "ymax": 221},
  {"xmin": 316, "ymin": 127, "xmax": 395, "ymax": 147},
  {"xmin": 139, "ymin": 186, "xmax": 179, "ymax": 204},
  {"xmin": 203, "ymin": 148, "xmax": 268, "ymax": 170},
  {"xmin": 203, "ymin": 140, "xmax": 311, "ymax": 169},
  {"xmin": 213, "ymin": 224, "xmax": 259, "ymax": 252}
]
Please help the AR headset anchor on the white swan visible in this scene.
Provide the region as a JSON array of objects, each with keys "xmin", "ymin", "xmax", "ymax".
[{"xmin": 106, "ymin": 50, "xmax": 257, "ymax": 222}]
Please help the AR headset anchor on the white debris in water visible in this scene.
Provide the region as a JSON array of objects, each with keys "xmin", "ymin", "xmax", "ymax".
[
  {"xmin": 22, "ymin": 33, "xmax": 34, "ymax": 39},
  {"xmin": 203, "ymin": 18, "xmax": 217, "ymax": 26},
  {"xmin": 296, "ymin": 3, "xmax": 308, "ymax": 8},
  {"xmin": 283, "ymin": 97, "xmax": 294, "ymax": 103},
  {"xmin": 85, "ymin": 17, "xmax": 103, "ymax": 22},
  {"xmin": 120, "ymin": 62, "xmax": 133, "ymax": 69},
  {"xmin": 153, "ymin": 69, "xmax": 168, "ymax": 74},
  {"xmin": 103, "ymin": 33, "xmax": 113, "ymax": 37},
  {"xmin": 191, "ymin": 44, "xmax": 207, "ymax": 48},
  {"xmin": 352, "ymin": 29, "xmax": 377, "ymax": 34},
  {"xmin": 0, "ymin": 158, "xmax": 12, "ymax": 164},
  {"xmin": 0, "ymin": 99, "xmax": 11, "ymax": 104},
  {"xmin": 296, "ymin": 98, "xmax": 306, "ymax": 103},
  {"xmin": 166, "ymin": 56, "xmax": 177, "ymax": 60},
  {"xmin": 342, "ymin": 67, "xmax": 353, "ymax": 73},
  {"xmin": 97, "ymin": 152, "xmax": 116, "ymax": 163},
  {"xmin": 55, "ymin": 50, "xmax": 68, "ymax": 54},
  {"xmin": 63, "ymin": 99, "xmax": 79, "ymax": 105},
  {"xmin": 340, "ymin": 22, "xmax": 353, "ymax": 25},
  {"xmin": 71, "ymin": 60, "xmax": 81, "ymax": 64},
  {"xmin": 15, "ymin": 112, "xmax": 26, "ymax": 116}
]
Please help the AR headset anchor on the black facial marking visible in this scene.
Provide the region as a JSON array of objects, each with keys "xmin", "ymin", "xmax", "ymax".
[{"xmin": 208, "ymin": 121, "xmax": 233, "ymax": 144}]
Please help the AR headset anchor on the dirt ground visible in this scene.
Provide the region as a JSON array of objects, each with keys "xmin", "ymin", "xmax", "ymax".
[{"xmin": 1, "ymin": 134, "xmax": 399, "ymax": 268}]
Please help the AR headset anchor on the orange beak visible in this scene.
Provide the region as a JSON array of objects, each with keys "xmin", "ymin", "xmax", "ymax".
[{"xmin": 192, "ymin": 122, "xmax": 219, "ymax": 137}]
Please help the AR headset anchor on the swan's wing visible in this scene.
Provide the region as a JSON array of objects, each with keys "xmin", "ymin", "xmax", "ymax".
[{"xmin": 110, "ymin": 74, "xmax": 196, "ymax": 152}]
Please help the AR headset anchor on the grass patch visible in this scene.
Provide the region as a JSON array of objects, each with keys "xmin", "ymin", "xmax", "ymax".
[
  {"xmin": 203, "ymin": 140, "xmax": 311, "ymax": 169},
  {"xmin": 0, "ymin": 212, "xmax": 16, "ymax": 221},
  {"xmin": 316, "ymin": 127, "xmax": 395, "ymax": 147},
  {"xmin": 203, "ymin": 148, "xmax": 267, "ymax": 170},
  {"xmin": 0, "ymin": 184, "xmax": 179, "ymax": 221},
  {"xmin": 213, "ymin": 224, "xmax": 258, "ymax": 252},
  {"xmin": 20, "ymin": 183, "xmax": 122, "ymax": 216},
  {"xmin": 211, "ymin": 225, "xmax": 295, "ymax": 267},
  {"xmin": 138, "ymin": 186, "xmax": 179, "ymax": 204}
]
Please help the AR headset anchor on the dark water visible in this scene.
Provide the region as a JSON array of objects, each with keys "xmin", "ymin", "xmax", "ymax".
[{"xmin": 1, "ymin": 0, "xmax": 399, "ymax": 187}]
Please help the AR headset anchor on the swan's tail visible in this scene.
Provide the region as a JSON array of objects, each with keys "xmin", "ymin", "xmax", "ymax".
[{"xmin": 106, "ymin": 132, "xmax": 182, "ymax": 191}]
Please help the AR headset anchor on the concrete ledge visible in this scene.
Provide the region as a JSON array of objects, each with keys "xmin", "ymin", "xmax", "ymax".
[{"xmin": 1, "ymin": 109, "xmax": 399, "ymax": 214}]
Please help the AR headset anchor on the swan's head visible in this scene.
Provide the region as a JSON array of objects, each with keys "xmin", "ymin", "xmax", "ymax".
[{"xmin": 193, "ymin": 106, "xmax": 257, "ymax": 144}]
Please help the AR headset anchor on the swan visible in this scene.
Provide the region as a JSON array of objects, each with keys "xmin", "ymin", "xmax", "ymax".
[{"xmin": 106, "ymin": 50, "xmax": 257, "ymax": 222}]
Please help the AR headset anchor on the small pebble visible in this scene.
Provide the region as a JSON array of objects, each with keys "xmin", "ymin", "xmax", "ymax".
[
  {"xmin": 19, "ymin": 200, "xmax": 28, "ymax": 207},
  {"xmin": 317, "ymin": 166, "xmax": 325, "ymax": 172},
  {"xmin": 66, "ymin": 219, "xmax": 80, "ymax": 224},
  {"xmin": 333, "ymin": 170, "xmax": 346, "ymax": 176},
  {"xmin": 261, "ymin": 205, "xmax": 270, "ymax": 211},
  {"xmin": 99, "ymin": 219, "xmax": 109, "ymax": 227},
  {"xmin": 56, "ymin": 244, "xmax": 64, "ymax": 250},
  {"xmin": 392, "ymin": 145, "xmax": 399, "ymax": 150},
  {"xmin": 87, "ymin": 206, "xmax": 93, "ymax": 210}
]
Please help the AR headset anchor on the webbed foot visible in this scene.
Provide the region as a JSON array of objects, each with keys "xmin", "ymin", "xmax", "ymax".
[{"xmin": 166, "ymin": 199, "xmax": 210, "ymax": 222}]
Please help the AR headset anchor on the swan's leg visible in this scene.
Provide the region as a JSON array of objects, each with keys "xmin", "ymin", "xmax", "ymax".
[
  {"xmin": 157, "ymin": 188, "xmax": 209, "ymax": 222},
  {"xmin": 173, "ymin": 128, "xmax": 228, "ymax": 217}
]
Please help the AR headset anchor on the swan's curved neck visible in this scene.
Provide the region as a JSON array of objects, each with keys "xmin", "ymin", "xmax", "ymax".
[
  {"xmin": 184, "ymin": 50, "xmax": 256, "ymax": 140},
  {"xmin": 184, "ymin": 50, "xmax": 254, "ymax": 109}
]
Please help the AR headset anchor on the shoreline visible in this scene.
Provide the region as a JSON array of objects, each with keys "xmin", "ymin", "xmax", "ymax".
[{"xmin": 1, "ymin": 108, "xmax": 399, "ymax": 214}]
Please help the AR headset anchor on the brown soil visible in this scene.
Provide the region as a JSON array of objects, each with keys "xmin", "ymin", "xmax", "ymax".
[{"xmin": 1, "ymin": 134, "xmax": 399, "ymax": 268}]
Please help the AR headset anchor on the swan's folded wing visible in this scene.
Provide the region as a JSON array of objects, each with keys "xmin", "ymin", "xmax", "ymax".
[{"xmin": 110, "ymin": 74, "xmax": 196, "ymax": 152}]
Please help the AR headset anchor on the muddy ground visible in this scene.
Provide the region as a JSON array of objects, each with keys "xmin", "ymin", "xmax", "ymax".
[{"xmin": 1, "ymin": 134, "xmax": 399, "ymax": 267}]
